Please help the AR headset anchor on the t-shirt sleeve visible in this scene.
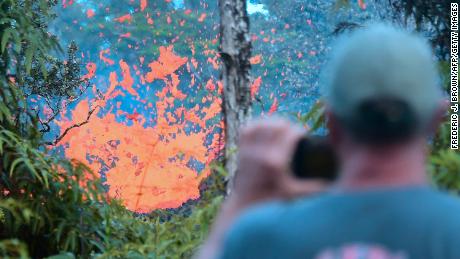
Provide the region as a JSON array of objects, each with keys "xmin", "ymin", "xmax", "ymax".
[
  {"xmin": 217, "ymin": 202, "xmax": 284, "ymax": 259},
  {"xmin": 217, "ymin": 222, "xmax": 247, "ymax": 259}
]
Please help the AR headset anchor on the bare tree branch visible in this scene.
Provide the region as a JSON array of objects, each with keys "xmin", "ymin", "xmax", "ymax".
[{"xmin": 44, "ymin": 105, "xmax": 100, "ymax": 146}]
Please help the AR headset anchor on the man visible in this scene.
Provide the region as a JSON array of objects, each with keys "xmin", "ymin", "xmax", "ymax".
[{"xmin": 198, "ymin": 24, "xmax": 460, "ymax": 259}]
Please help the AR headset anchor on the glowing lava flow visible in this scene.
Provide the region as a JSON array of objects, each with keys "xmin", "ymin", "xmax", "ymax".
[{"xmin": 56, "ymin": 46, "xmax": 223, "ymax": 213}]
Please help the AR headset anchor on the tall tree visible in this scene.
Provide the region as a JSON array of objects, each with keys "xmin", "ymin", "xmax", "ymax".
[{"xmin": 219, "ymin": 0, "xmax": 252, "ymax": 193}]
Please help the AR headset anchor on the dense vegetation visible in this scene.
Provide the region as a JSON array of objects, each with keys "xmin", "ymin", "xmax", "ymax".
[
  {"xmin": 0, "ymin": 0, "xmax": 458, "ymax": 258},
  {"xmin": 0, "ymin": 1, "xmax": 224, "ymax": 258}
]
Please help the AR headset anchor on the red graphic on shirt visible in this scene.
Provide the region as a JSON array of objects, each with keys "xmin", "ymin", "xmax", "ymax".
[{"xmin": 315, "ymin": 243, "xmax": 407, "ymax": 259}]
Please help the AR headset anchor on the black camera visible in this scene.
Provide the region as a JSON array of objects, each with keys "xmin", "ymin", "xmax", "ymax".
[{"xmin": 290, "ymin": 136, "xmax": 339, "ymax": 181}]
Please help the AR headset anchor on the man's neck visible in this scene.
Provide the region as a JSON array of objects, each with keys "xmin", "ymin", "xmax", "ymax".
[{"xmin": 334, "ymin": 139, "xmax": 429, "ymax": 191}]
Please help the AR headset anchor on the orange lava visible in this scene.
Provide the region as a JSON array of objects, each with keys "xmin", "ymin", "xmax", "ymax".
[
  {"xmin": 82, "ymin": 63, "xmax": 96, "ymax": 80},
  {"xmin": 119, "ymin": 60, "xmax": 138, "ymax": 97},
  {"xmin": 56, "ymin": 46, "xmax": 223, "ymax": 213},
  {"xmin": 198, "ymin": 13, "xmax": 207, "ymax": 23},
  {"xmin": 145, "ymin": 45, "xmax": 188, "ymax": 82},
  {"xmin": 115, "ymin": 14, "xmax": 133, "ymax": 24},
  {"xmin": 99, "ymin": 49, "xmax": 115, "ymax": 65},
  {"xmin": 268, "ymin": 97, "xmax": 278, "ymax": 115},
  {"xmin": 358, "ymin": 0, "xmax": 367, "ymax": 10},
  {"xmin": 251, "ymin": 76, "xmax": 262, "ymax": 99},
  {"xmin": 86, "ymin": 9, "xmax": 95, "ymax": 18},
  {"xmin": 250, "ymin": 55, "xmax": 262, "ymax": 65},
  {"xmin": 62, "ymin": 0, "xmax": 74, "ymax": 8},
  {"xmin": 140, "ymin": 0, "xmax": 148, "ymax": 11}
]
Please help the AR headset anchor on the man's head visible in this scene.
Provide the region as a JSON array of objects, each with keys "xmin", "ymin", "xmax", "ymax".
[{"xmin": 323, "ymin": 24, "xmax": 443, "ymax": 148}]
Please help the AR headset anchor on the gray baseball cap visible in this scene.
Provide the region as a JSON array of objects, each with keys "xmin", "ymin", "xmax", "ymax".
[{"xmin": 322, "ymin": 23, "xmax": 442, "ymax": 140}]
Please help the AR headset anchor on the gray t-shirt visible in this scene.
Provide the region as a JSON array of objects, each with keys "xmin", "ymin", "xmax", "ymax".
[{"xmin": 218, "ymin": 186, "xmax": 460, "ymax": 259}]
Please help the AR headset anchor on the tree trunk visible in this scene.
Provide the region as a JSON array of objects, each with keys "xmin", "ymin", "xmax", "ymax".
[{"xmin": 218, "ymin": 0, "xmax": 252, "ymax": 194}]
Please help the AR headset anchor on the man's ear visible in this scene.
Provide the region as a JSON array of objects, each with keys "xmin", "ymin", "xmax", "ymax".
[{"xmin": 426, "ymin": 101, "xmax": 448, "ymax": 135}]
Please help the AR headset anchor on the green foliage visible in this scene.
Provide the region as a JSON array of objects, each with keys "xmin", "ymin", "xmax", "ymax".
[
  {"xmin": 0, "ymin": 0, "xmax": 224, "ymax": 258},
  {"xmin": 0, "ymin": 0, "xmax": 60, "ymax": 80},
  {"xmin": 96, "ymin": 169, "xmax": 225, "ymax": 259},
  {"xmin": 0, "ymin": 119, "xmax": 110, "ymax": 257},
  {"xmin": 1, "ymin": 0, "xmax": 59, "ymax": 138},
  {"xmin": 297, "ymin": 100, "xmax": 326, "ymax": 132},
  {"xmin": 430, "ymin": 150, "xmax": 460, "ymax": 191},
  {"xmin": 429, "ymin": 68, "xmax": 460, "ymax": 191},
  {"xmin": 24, "ymin": 41, "xmax": 87, "ymax": 100},
  {"xmin": 388, "ymin": 0, "xmax": 450, "ymax": 59},
  {"xmin": 0, "ymin": 239, "xmax": 29, "ymax": 259},
  {"xmin": 0, "ymin": 112, "xmax": 225, "ymax": 258},
  {"xmin": 0, "ymin": 1, "xmax": 226, "ymax": 257},
  {"xmin": 1, "ymin": 0, "xmax": 90, "ymax": 138}
]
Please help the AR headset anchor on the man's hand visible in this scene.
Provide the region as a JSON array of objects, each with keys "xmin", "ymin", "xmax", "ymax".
[
  {"xmin": 195, "ymin": 118, "xmax": 327, "ymax": 259},
  {"xmin": 229, "ymin": 117, "xmax": 327, "ymax": 209}
]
